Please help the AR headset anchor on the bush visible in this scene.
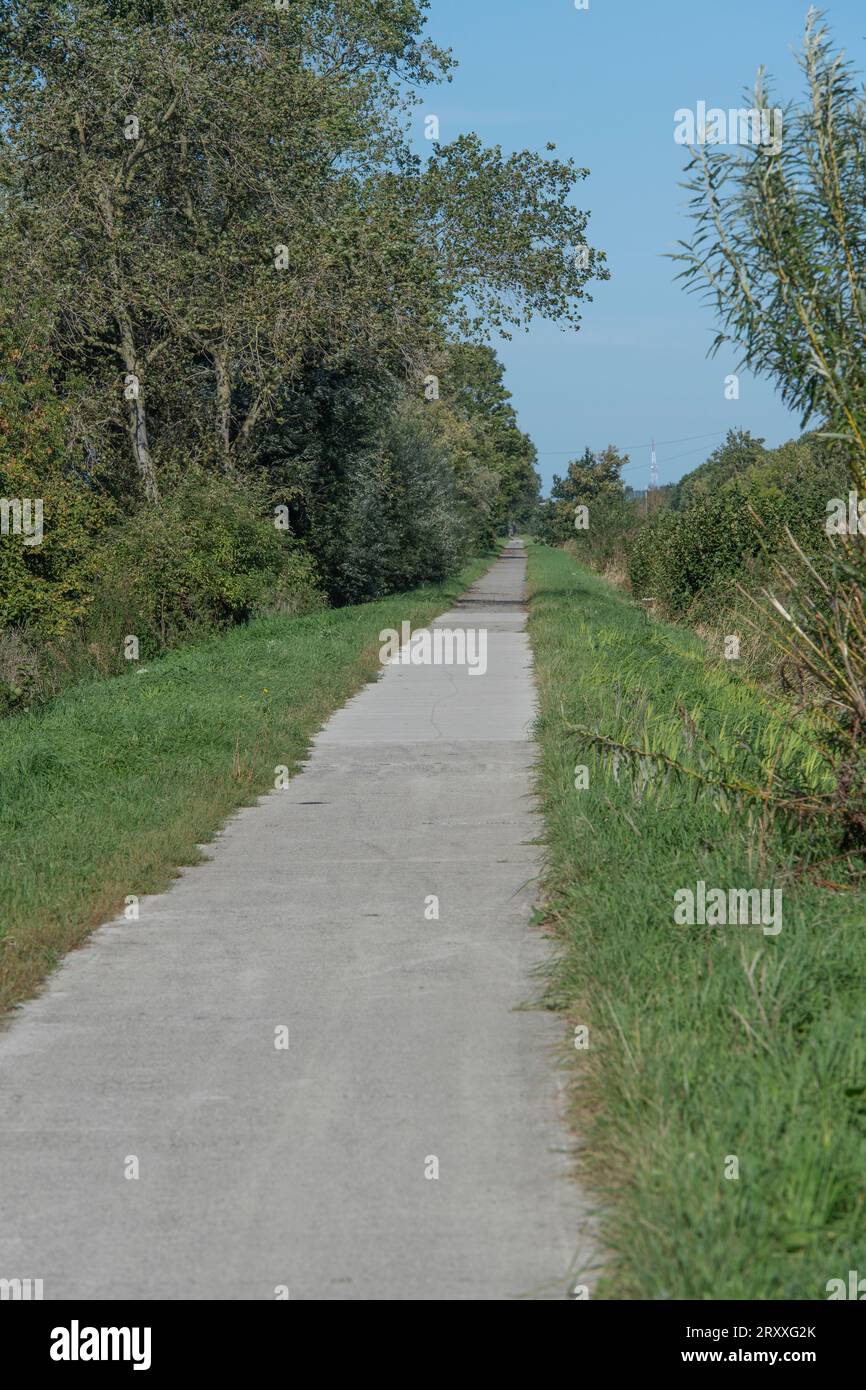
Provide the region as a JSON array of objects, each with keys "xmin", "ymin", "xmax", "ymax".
[
  {"xmin": 627, "ymin": 434, "xmax": 848, "ymax": 614},
  {"xmin": 84, "ymin": 469, "xmax": 324, "ymax": 663},
  {"xmin": 0, "ymin": 338, "xmax": 115, "ymax": 636},
  {"xmin": 571, "ymin": 491, "xmax": 638, "ymax": 574},
  {"xmin": 0, "ymin": 628, "xmax": 40, "ymax": 715}
]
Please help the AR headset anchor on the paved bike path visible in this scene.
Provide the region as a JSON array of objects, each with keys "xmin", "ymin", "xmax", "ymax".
[{"xmin": 0, "ymin": 542, "xmax": 588, "ymax": 1300}]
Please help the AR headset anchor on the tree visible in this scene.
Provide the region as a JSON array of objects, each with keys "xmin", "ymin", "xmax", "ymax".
[
  {"xmin": 537, "ymin": 445, "xmax": 627, "ymax": 540},
  {"xmin": 0, "ymin": 0, "xmax": 606, "ymax": 505},
  {"xmin": 669, "ymin": 430, "xmax": 765, "ymax": 510},
  {"xmin": 431, "ymin": 343, "xmax": 540, "ymax": 541},
  {"xmin": 0, "ymin": 1, "xmax": 453, "ymax": 496},
  {"xmin": 338, "ymin": 400, "xmax": 467, "ymax": 603},
  {"xmin": 418, "ymin": 134, "xmax": 607, "ymax": 339},
  {"xmin": 673, "ymin": 7, "xmax": 866, "ymax": 487},
  {"xmin": 671, "ymin": 8, "xmax": 866, "ymax": 845}
]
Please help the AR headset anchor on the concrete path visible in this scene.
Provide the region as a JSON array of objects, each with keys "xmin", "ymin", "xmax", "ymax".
[{"xmin": 0, "ymin": 542, "xmax": 587, "ymax": 1300}]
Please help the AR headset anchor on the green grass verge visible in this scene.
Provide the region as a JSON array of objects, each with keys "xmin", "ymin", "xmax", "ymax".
[
  {"xmin": 527, "ymin": 541, "xmax": 866, "ymax": 1300},
  {"xmin": 0, "ymin": 557, "xmax": 490, "ymax": 1018}
]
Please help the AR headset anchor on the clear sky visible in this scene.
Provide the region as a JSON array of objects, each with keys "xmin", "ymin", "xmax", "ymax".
[{"xmin": 413, "ymin": 0, "xmax": 866, "ymax": 494}]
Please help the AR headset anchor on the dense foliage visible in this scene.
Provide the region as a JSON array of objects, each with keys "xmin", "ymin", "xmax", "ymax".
[
  {"xmin": 0, "ymin": 0, "xmax": 603, "ymax": 707},
  {"xmin": 671, "ymin": 11, "xmax": 866, "ymax": 845},
  {"xmin": 628, "ymin": 430, "xmax": 849, "ymax": 616},
  {"xmin": 535, "ymin": 445, "xmax": 631, "ymax": 556}
]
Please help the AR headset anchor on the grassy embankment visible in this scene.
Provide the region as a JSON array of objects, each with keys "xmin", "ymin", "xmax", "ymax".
[
  {"xmin": 527, "ymin": 540, "xmax": 866, "ymax": 1300},
  {"xmin": 0, "ymin": 556, "xmax": 489, "ymax": 1018}
]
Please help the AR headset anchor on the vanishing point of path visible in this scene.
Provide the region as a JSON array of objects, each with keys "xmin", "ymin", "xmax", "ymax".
[{"xmin": 0, "ymin": 542, "xmax": 588, "ymax": 1300}]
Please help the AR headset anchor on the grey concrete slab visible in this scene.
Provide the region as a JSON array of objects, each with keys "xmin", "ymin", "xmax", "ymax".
[{"xmin": 0, "ymin": 541, "xmax": 593, "ymax": 1301}]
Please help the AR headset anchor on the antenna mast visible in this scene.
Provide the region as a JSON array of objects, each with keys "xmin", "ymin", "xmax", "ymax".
[{"xmin": 645, "ymin": 439, "xmax": 658, "ymax": 516}]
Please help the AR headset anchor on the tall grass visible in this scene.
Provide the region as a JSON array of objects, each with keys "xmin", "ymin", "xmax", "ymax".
[{"xmin": 527, "ymin": 542, "xmax": 866, "ymax": 1299}]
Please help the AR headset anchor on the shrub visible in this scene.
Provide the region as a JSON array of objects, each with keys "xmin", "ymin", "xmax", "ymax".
[
  {"xmin": 84, "ymin": 469, "xmax": 324, "ymax": 663},
  {"xmin": 571, "ymin": 491, "xmax": 638, "ymax": 574},
  {"xmin": 0, "ymin": 628, "xmax": 40, "ymax": 715},
  {"xmin": 0, "ymin": 337, "xmax": 114, "ymax": 636},
  {"xmin": 626, "ymin": 434, "xmax": 848, "ymax": 614}
]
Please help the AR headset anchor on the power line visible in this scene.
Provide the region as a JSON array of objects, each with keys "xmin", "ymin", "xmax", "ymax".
[
  {"xmin": 536, "ymin": 428, "xmax": 729, "ymax": 457},
  {"xmin": 660, "ymin": 442, "xmax": 727, "ymax": 468},
  {"xmin": 602, "ymin": 441, "xmax": 725, "ymax": 477},
  {"xmin": 622, "ymin": 428, "xmax": 730, "ymax": 452},
  {"xmin": 617, "ymin": 442, "xmax": 725, "ymax": 484},
  {"xmin": 540, "ymin": 434, "xmax": 727, "ymax": 499}
]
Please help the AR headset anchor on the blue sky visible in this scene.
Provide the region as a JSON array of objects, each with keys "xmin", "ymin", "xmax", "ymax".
[{"xmin": 414, "ymin": 0, "xmax": 866, "ymax": 494}]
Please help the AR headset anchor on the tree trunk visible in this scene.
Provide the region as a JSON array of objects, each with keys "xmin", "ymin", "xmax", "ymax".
[
  {"xmin": 96, "ymin": 183, "xmax": 160, "ymax": 502},
  {"xmin": 214, "ymin": 345, "xmax": 233, "ymax": 470},
  {"xmin": 119, "ymin": 323, "xmax": 158, "ymax": 502}
]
